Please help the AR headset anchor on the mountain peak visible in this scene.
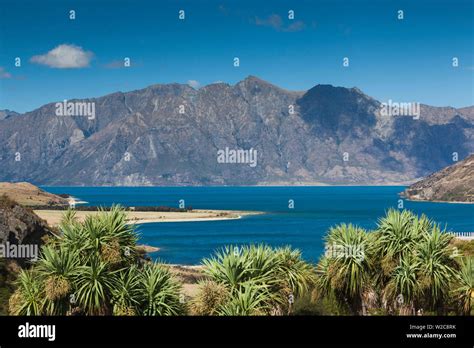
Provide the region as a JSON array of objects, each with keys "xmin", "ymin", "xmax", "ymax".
[
  {"xmin": 0, "ymin": 109, "xmax": 19, "ymax": 120},
  {"xmin": 239, "ymin": 75, "xmax": 275, "ymax": 87},
  {"xmin": 243, "ymin": 75, "xmax": 266, "ymax": 82},
  {"xmin": 237, "ymin": 75, "xmax": 297, "ymax": 95}
]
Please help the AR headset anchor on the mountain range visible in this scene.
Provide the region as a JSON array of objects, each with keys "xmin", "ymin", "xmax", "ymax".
[{"xmin": 0, "ymin": 76, "xmax": 473, "ymax": 186}]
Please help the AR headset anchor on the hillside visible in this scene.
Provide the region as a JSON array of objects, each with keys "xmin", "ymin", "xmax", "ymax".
[
  {"xmin": 0, "ymin": 182, "xmax": 68, "ymax": 206},
  {"xmin": 402, "ymin": 154, "xmax": 474, "ymax": 202}
]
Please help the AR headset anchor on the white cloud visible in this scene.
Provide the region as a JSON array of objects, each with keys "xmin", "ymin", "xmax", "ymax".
[
  {"xmin": 187, "ymin": 80, "xmax": 201, "ymax": 89},
  {"xmin": 30, "ymin": 44, "xmax": 93, "ymax": 68},
  {"xmin": 0, "ymin": 67, "xmax": 12, "ymax": 79}
]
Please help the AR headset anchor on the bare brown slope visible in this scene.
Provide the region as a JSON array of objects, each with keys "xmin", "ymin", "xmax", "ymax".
[
  {"xmin": 0, "ymin": 182, "xmax": 68, "ymax": 206},
  {"xmin": 402, "ymin": 154, "xmax": 474, "ymax": 202}
]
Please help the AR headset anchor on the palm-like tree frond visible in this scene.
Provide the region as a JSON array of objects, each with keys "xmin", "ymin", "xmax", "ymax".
[
  {"xmin": 217, "ymin": 283, "xmax": 269, "ymax": 316},
  {"xmin": 36, "ymin": 245, "xmax": 79, "ymax": 300},
  {"xmin": 324, "ymin": 224, "xmax": 373, "ymax": 302},
  {"xmin": 201, "ymin": 244, "xmax": 316, "ymax": 315},
  {"xmin": 137, "ymin": 262, "xmax": 183, "ymax": 316},
  {"xmin": 417, "ymin": 224, "xmax": 458, "ymax": 309},
  {"xmin": 453, "ymin": 257, "xmax": 474, "ymax": 315},
  {"xmin": 9, "ymin": 270, "xmax": 44, "ymax": 315},
  {"xmin": 75, "ymin": 257, "xmax": 118, "ymax": 315},
  {"xmin": 111, "ymin": 265, "xmax": 141, "ymax": 315}
]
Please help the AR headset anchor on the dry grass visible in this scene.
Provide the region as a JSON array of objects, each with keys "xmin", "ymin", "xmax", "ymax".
[{"xmin": 0, "ymin": 182, "xmax": 68, "ymax": 206}]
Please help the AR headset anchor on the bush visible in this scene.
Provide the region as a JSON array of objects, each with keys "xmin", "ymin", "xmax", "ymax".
[
  {"xmin": 191, "ymin": 280, "xmax": 228, "ymax": 315},
  {"xmin": 315, "ymin": 209, "xmax": 468, "ymax": 316},
  {"xmin": 0, "ymin": 194, "xmax": 17, "ymax": 209},
  {"xmin": 199, "ymin": 245, "xmax": 316, "ymax": 315},
  {"xmin": 9, "ymin": 206, "xmax": 185, "ymax": 316}
]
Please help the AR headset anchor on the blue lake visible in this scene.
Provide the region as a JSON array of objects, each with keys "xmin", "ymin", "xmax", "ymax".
[{"xmin": 42, "ymin": 186, "xmax": 474, "ymax": 265}]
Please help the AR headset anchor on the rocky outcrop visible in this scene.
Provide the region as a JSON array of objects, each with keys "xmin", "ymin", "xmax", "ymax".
[
  {"xmin": 0, "ymin": 76, "xmax": 473, "ymax": 185},
  {"xmin": 402, "ymin": 154, "xmax": 474, "ymax": 202},
  {"xmin": 0, "ymin": 195, "xmax": 54, "ymax": 246},
  {"xmin": 0, "ymin": 194, "xmax": 54, "ymax": 315}
]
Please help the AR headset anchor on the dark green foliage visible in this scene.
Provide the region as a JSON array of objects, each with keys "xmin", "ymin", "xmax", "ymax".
[
  {"xmin": 314, "ymin": 209, "xmax": 468, "ymax": 316},
  {"xmin": 8, "ymin": 206, "xmax": 184, "ymax": 316},
  {"xmin": 197, "ymin": 245, "xmax": 316, "ymax": 315}
]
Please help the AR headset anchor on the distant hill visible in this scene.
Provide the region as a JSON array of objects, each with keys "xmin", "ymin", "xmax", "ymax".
[
  {"xmin": 402, "ymin": 154, "xmax": 474, "ymax": 203},
  {"xmin": 0, "ymin": 182, "xmax": 68, "ymax": 206},
  {"xmin": 0, "ymin": 76, "xmax": 473, "ymax": 185}
]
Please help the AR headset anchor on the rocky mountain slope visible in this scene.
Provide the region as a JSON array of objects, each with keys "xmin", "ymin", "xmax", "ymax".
[
  {"xmin": 402, "ymin": 154, "xmax": 474, "ymax": 202},
  {"xmin": 0, "ymin": 76, "xmax": 473, "ymax": 185}
]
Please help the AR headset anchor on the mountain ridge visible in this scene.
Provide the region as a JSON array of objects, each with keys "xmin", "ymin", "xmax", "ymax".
[{"xmin": 1, "ymin": 76, "xmax": 473, "ymax": 186}]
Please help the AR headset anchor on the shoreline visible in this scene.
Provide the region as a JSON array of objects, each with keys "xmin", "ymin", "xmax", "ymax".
[
  {"xmin": 402, "ymin": 196, "xmax": 474, "ymax": 204},
  {"xmin": 34, "ymin": 209, "xmax": 262, "ymax": 226},
  {"xmin": 41, "ymin": 183, "xmax": 415, "ymax": 188}
]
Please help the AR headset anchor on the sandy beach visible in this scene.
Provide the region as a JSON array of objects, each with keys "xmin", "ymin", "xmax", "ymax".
[{"xmin": 34, "ymin": 209, "xmax": 261, "ymax": 226}]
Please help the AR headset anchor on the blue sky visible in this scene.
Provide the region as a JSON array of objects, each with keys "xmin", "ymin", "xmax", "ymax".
[{"xmin": 0, "ymin": 0, "xmax": 473, "ymax": 113}]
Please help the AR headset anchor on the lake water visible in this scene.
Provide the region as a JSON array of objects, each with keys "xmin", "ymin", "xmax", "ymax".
[{"xmin": 42, "ymin": 186, "xmax": 474, "ymax": 265}]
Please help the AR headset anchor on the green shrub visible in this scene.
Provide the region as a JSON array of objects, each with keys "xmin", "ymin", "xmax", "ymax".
[
  {"xmin": 9, "ymin": 206, "xmax": 184, "ymax": 316},
  {"xmin": 199, "ymin": 245, "xmax": 316, "ymax": 315}
]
